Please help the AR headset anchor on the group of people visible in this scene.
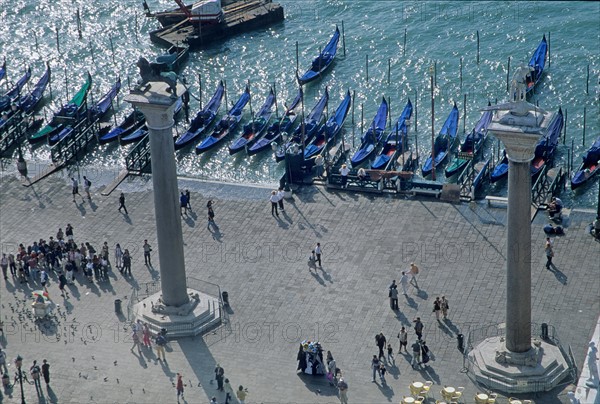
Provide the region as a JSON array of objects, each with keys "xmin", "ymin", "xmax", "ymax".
[
  {"xmin": 388, "ymin": 262, "xmax": 420, "ymax": 309},
  {"xmin": 0, "ymin": 349, "xmax": 51, "ymax": 399},
  {"xmin": 1, "ymin": 224, "xmax": 144, "ymax": 293},
  {"xmin": 268, "ymin": 188, "xmax": 286, "ymax": 217}
]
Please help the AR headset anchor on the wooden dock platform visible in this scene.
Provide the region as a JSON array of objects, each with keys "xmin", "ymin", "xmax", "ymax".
[{"xmin": 149, "ymin": 0, "xmax": 284, "ymax": 50}]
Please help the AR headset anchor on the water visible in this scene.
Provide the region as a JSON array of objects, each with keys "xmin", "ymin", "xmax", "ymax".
[{"xmin": 1, "ymin": 1, "xmax": 598, "ymax": 208}]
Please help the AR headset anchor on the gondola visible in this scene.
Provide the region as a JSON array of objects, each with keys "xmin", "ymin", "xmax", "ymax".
[
  {"xmin": 297, "ymin": 26, "xmax": 340, "ymax": 86},
  {"xmin": 49, "ymin": 78, "xmax": 121, "ymax": 145},
  {"xmin": 0, "ymin": 67, "xmax": 32, "ymax": 111},
  {"xmin": 571, "ymin": 136, "xmax": 600, "ymax": 190},
  {"xmin": 490, "ymin": 150, "xmax": 508, "ymax": 183},
  {"xmin": 120, "ymin": 96, "xmax": 184, "ymax": 145},
  {"xmin": 195, "ymin": 86, "xmax": 250, "ymax": 154},
  {"xmin": 304, "ymin": 90, "xmax": 351, "ymax": 160},
  {"xmin": 29, "ymin": 72, "xmax": 92, "ymax": 143},
  {"xmin": 18, "ymin": 63, "xmax": 51, "ymax": 114},
  {"xmin": 530, "ymin": 108, "xmax": 564, "ymax": 177},
  {"xmin": 371, "ymin": 99, "xmax": 413, "ymax": 170},
  {"xmin": 275, "ymin": 88, "xmax": 329, "ymax": 162},
  {"xmin": 247, "ymin": 88, "xmax": 302, "ymax": 156},
  {"xmin": 174, "ymin": 80, "xmax": 224, "ymax": 150},
  {"xmin": 228, "ymin": 88, "xmax": 275, "ymax": 155},
  {"xmin": 98, "ymin": 109, "xmax": 145, "ymax": 144},
  {"xmin": 421, "ymin": 103, "xmax": 459, "ymax": 177},
  {"xmin": 350, "ymin": 97, "xmax": 388, "ymax": 167},
  {"xmin": 525, "ymin": 35, "xmax": 548, "ymax": 95},
  {"xmin": 445, "ymin": 104, "xmax": 492, "ymax": 177}
]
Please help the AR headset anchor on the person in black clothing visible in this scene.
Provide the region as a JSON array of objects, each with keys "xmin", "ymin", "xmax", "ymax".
[
  {"xmin": 118, "ymin": 192, "xmax": 128, "ymax": 214},
  {"xmin": 214, "ymin": 364, "xmax": 225, "ymax": 391},
  {"xmin": 375, "ymin": 332, "xmax": 387, "ymax": 360},
  {"xmin": 185, "ymin": 190, "xmax": 192, "ymax": 211},
  {"xmin": 41, "ymin": 359, "xmax": 50, "ymax": 385}
]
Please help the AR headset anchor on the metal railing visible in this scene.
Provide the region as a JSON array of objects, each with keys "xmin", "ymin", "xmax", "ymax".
[
  {"xmin": 50, "ymin": 115, "xmax": 99, "ymax": 164},
  {"xmin": 457, "ymin": 159, "xmax": 475, "ymax": 200},
  {"xmin": 125, "ymin": 133, "xmax": 151, "ymax": 174}
]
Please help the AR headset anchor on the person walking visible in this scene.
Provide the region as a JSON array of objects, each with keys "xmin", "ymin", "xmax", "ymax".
[
  {"xmin": 176, "ymin": 373, "xmax": 184, "ymax": 402},
  {"xmin": 375, "ymin": 332, "xmax": 387, "ymax": 361},
  {"xmin": 83, "ymin": 176, "xmax": 92, "ymax": 200},
  {"xmin": 142, "ymin": 323, "xmax": 152, "ymax": 347},
  {"xmin": 409, "ymin": 262, "xmax": 420, "ymax": 289},
  {"xmin": 397, "ymin": 326, "xmax": 408, "ymax": 353},
  {"xmin": 269, "ymin": 190, "xmax": 279, "ymax": 216},
  {"xmin": 420, "ymin": 340, "xmax": 431, "ymax": 366},
  {"xmin": 389, "ymin": 281, "xmax": 399, "ymax": 310},
  {"xmin": 338, "ymin": 377, "xmax": 349, "ymax": 404},
  {"xmin": 370, "ymin": 355, "xmax": 380, "ymax": 382},
  {"xmin": 0, "ymin": 348, "xmax": 8, "ymax": 375},
  {"xmin": 155, "ymin": 333, "xmax": 167, "ymax": 361},
  {"xmin": 143, "ymin": 240, "xmax": 152, "ymax": 266},
  {"xmin": 545, "ymin": 237, "xmax": 554, "ymax": 269},
  {"xmin": 236, "ymin": 385, "xmax": 248, "ymax": 404},
  {"xmin": 41, "ymin": 359, "xmax": 50, "ymax": 386},
  {"xmin": 30, "ymin": 360, "xmax": 42, "ymax": 394},
  {"xmin": 65, "ymin": 223, "xmax": 74, "ymax": 241},
  {"xmin": 441, "ymin": 296, "xmax": 450, "ymax": 319},
  {"xmin": 207, "ymin": 200, "xmax": 217, "ymax": 229},
  {"xmin": 0, "ymin": 254, "xmax": 7, "ymax": 280},
  {"xmin": 214, "ymin": 363, "xmax": 225, "ymax": 391},
  {"xmin": 339, "ymin": 164, "xmax": 350, "ymax": 188},
  {"xmin": 314, "ymin": 243, "xmax": 322, "ymax": 268},
  {"xmin": 326, "ymin": 351, "xmax": 337, "ymax": 386},
  {"xmin": 411, "ymin": 340, "xmax": 422, "ymax": 369},
  {"xmin": 130, "ymin": 327, "xmax": 142, "ymax": 353},
  {"xmin": 71, "ymin": 177, "xmax": 83, "ymax": 202},
  {"xmin": 387, "ymin": 342, "xmax": 394, "ymax": 364},
  {"xmin": 180, "ymin": 192, "xmax": 188, "ymax": 215},
  {"xmin": 185, "ymin": 189, "xmax": 192, "ymax": 211},
  {"xmin": 399, "ymin": 271, "xmax": 409, "ymax": 295},
  {"xmin": 277, "ymin": 187, "xmax": 285, "ymax": 211},
  {"xmin": 314, "ymin": 154, "xmax": 325, "ymax": 178},
  {"xmin": 413, "ymin": 317, "xmax": 424, "ymax": 340},
  {"xmin": 122, "ymin": 249, "xmax": 132, "ymax": 276},
  {"xmin": 58, "ymin": 271, "xmax": 69, "ymax": 298},
  {"xmin": 378, "ymin": 362, "xmax": 387, "ymax": 384},
  {"xmin": 433, "ymin": 297, "xmax": 442, "ymax": 321},
  {"xmin": 115, "ymin": 243, "xmax": 123, "ymax": 271},
  {"xmin": 118, "ymin": 192, "xmax": 128, "ymax": 214},
  {"xmin": 223, "ymin": 378, "xmax": 234, "ymax": 404}
]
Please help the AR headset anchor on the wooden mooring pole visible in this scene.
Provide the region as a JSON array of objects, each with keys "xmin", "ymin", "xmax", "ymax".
[
  {"xmin": 351, "ymin": 90, "xmax": 355, "ymax": 148},
  {"xmin": 476, "ymin": 30, "xmax": 480, "ymax": 65},
  {"xmin": 403, "ymin": 28, "xmax": 407, "ymax": 57},
  {"xmin": 366, "ymin": 54, "xmax": 369, "ymax": 82},
  {"xmin": 583, "ymin": 106, "xmax": 586, "ymax": 146},
  {"xmin": 506, "ymin": 56, "xmax": 511, "ymax": 93},
  {"xmin": 76, "ymin": 8, "xmax": 82, "ymax": 39},
  {"xmin": 341, "ymin": 21, "xmax": 346, "ymax": 57}
]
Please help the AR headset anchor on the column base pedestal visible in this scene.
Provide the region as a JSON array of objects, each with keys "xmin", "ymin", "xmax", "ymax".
[
  {"xmin": 468, "ymin": 336, "xmax": 572, "ymax": 394},
  {"xmin": 133, "ymin": 289, "xmax": 222, "ymax": 338}
]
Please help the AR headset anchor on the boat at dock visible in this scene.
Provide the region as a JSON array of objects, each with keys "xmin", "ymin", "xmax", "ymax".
[
  {"xmin": 275, "ymin": 88, "xmax": 329, "ymax": 162},
  {"xmin": 248, "ymin": 88, "xmax": 302, "ymax": 156},
  {"xmin": 174, "ymin": 80, "xmax": 224, "ymax": 150},
  {"xmin": 571, "ymin": 136, "xmax": 600, "ymax": 190},
  {"xmin": 0, "ymin": 67, "xmax": 31, "ymax": 111},
  {"xmin": 525, "ymin": 35, "xmax": 548, "ymax": 95},
  {"xmin": 99, "ymin": 109, "xmax": 145, "ymax": 144},
  {"xmin": 371, "ymin": 99, "xmax": 413, "ymax": 170},
  {"xmin": 18, "ymin": 64, "xmax": 51, "ymax": 115},
  {"xmin": 530, "ymin": 108, "xmax": 563, "ymax": 178},
  {"xmin": 297, "ymin": 26, "xmax": 340, "ymax": 86},
  {"xmin": 445, "ymin": 104, "xmax": 492, "ymax": 177},
  {"xmin": 490, "ymin": 150, "xmax": 508, "ymax": 183},
  {"xmin": 421, "ymin": 103, "xmax": 459, "ymax": 177},
  {"xmin": 304, "ymin": 90, "xmax": 351, "ymax": 161},
  {"xmin": 228, "ymin": 87, "xmax": 275, "ymax": 154},
  {"xmin": 49, "ymin": 78, "xmax": 121, "ymax": 145},
  {"xmin": 350, "ymin": 97, "xmax": 389, "ymax": 167},
  {"xmin": 195, "ymin": 85, "xmax": 250, "ymax": 154},
  {"xmin": 29, "ymin": 73, "xmax": 92, "ymax": 144}
]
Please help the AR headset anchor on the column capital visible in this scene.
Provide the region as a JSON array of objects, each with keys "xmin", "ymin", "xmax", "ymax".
[
  {"xmin": 124, "ymin": 81, "xmax": 186, "ymax": 130},
  {"xmin": 490, "ymin": 130, "xmax": 540, "ymax": 163}
]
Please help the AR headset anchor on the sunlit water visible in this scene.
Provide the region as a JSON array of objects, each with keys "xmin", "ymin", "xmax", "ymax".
[{"xmin": 1, "ymin": 1, "xmax": 598, "ymax": 208}]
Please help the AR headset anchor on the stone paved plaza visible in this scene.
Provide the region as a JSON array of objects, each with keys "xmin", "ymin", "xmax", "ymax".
[{"xmin": 0, "ymin": 166, "xmax": 598, "ymax": 404}]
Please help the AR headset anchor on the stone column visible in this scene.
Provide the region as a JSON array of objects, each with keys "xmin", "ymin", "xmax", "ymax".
[
  {"xmin": 492, "ymin": 131, "xmax": 539, "ymax": 352},
  {"xmin": 125, "ymin": 82, "xmax": 189, "ymax": 307}
]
